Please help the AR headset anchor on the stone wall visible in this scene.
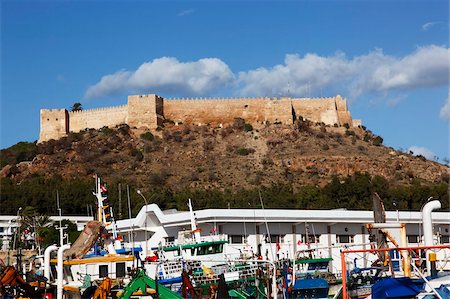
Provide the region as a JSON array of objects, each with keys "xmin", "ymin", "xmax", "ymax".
[
  {"xmin": 39, "ymin": 109, "xmax": 68, "ymax": 142},
  {"xmin": 128, "ymin": 94, "xmax": 163, "ymax": 129},
  {"xmin": 164, "ymin": 95, "xmax": 353, "ymax": 127},
  {"xmin": 69, "ymin": 105, "xmax": 128, "ymax": 133},
  {"xmin": 164, "ymin": 97, "xmax": 294, "ymax": 125},
  {"xmin": 38, "ymin": 94, "xmax": 360, "ymax": 143}
]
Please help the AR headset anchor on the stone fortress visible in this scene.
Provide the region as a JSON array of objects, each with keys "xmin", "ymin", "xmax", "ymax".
[{"xmin": 39, "ymin": 94, "xmax": 361, "ymax": 143}]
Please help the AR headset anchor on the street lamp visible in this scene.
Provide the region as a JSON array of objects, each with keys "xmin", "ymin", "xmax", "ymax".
[
  {"xmin": 137, "ymin": 190, "xmax": 149, "ymax": 259},
  {"xmin": 393, "ymin": 200, "xmax": 399, "ymax": 222}
]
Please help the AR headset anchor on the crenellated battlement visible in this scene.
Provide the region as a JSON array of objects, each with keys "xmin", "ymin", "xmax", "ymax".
[
  {"xmin": 39, "ymin": 93, "xmax": 360, "ymax": 143},
  {"xmin": 68, "ymin": 104, "xmax": 128, "ymax": 115},
  {"xmin": 167, "ymin": 96, "xmax": 339, "ymax": 102}
]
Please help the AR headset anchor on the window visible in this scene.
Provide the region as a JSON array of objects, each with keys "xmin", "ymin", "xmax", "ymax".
[
  {"xmin": 197, "ymin": 246, "xmax": 205, "ymax": 255},
  {"xmin": 0, "ymin": 227, "xmax": 4, "ymax": 233},
  {"xmin": 337, "ymin": 235, "xmax": 354, "ymax": 244},
  {"xmin": 440, "ymin": 235, "xmax": 449, "ymax": 244},
  {"xmin": 229, "ymin": 235, "xmax": 243, "ymax": 244},
  {"xmin": 266, "ymin": 235, "xmax": 284, "ymax": 244},
  {"xmin": 165, "ymin": 236, "xmax": 175, "ymax": 243},
  {"xmin": 99, "ymin": 265, "xmax": 108, "ymax": 278},
  {"xmin": 214, "ymin": 244, "xmax": 223, "ymax": 253},
  {"xmin": 407, "ymin": 235, "xmax": 419, "ymax": 243},
  {"xmin": 116, "ymin": 262, "xmax": 125, "ymax": 278}
]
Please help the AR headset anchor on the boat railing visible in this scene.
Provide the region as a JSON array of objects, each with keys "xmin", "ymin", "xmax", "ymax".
[{"xmin": 161, "ymin": 234, "xmax": 228, "ymax": 248}]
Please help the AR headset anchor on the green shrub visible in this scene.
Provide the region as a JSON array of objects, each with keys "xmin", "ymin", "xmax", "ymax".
[
  {"xmin": 237, "ymin": 147, "xmax": 255, "ymax": 156},
  {"xmin": 140, "ymin": 131, "xmax": 154, "ymax": 141},
  {"xmin": 372, "ymin": 136, "xmax": 383, "ymax": 146},
  {"xmin": 117, "ymin": 124, "xmax": 130, "ymax": 135},
  {"xmin": 100, "ymin": 126, "xmax": 114, "ymax": 135},
  {"xmin": 244, "ymin": 123, "xmax": 253, "ymax": 132},
  {"xmin": 345, "ymin": 130, "xmax": 355, "ymax": 136}
]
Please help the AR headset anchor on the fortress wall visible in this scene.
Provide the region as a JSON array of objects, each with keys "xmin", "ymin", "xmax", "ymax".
[
  {"xmin": 291, "ymin": 97, "xmax": 339, "ymax": 125},
  {"xmin": 335, "ymin": 95, "xmax": 347, "ymax": 111},
  {"xmin": 39, "ymin": 109, "xmax": 69, "ymax": 142},
  {"xmin": 164, "ymin": 97, "xmax": 294, "ymax": 125},
  {"xmin": 337, "ymin": 111, "xmax": 353, "ymax": 126},
  {"xmin": 39, "ymin": 94, "xmax": 358, "ymax": 142},
  {"xmin": 69, "ymin": 105, "xmax": 128, "ymax": 133},
  {"xmin": 128, "ymin": 94, "xmax": 163, "ymax": 129}
]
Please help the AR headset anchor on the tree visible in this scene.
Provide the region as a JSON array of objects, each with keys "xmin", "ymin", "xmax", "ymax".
[{"xmin": 71, "ymin": 102, "xmax": 83, "ymax": 112}]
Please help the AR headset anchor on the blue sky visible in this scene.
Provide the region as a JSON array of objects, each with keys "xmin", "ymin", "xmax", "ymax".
[{"xmin": 1, "ymin": 0, "xmax": 449, "ymax": 162}]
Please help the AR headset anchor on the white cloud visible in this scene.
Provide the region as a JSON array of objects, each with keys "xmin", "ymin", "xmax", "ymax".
[
  {"xmin": 85, "ymin": 57, "xmax": 234, "ymax": 99},
  {"xmin": 422, "ymin": 21, "xmax": 443, "ymax": 31},
  {"xmin": 85, "ymin": 45, "xmax": 449, "ymax": 103},
  {"xmin": 440, "ymin": 93, "xmax": 450, "ymax": 120},
  {"xmin": 236, "ymin": 45, "xmax": 450, "ymax": 97},
  {"xmin": 177, "ymin": 9, "xmax": 195, "ymax": 17},
  {"xmin": 408, "ymin": 146, "xmax": 437, "ymax": 160}
]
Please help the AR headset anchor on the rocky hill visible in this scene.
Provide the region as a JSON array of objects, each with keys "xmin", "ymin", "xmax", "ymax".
[{"xmin": 1, "ymin": 119, "xmax": 448, "ymax": 214}]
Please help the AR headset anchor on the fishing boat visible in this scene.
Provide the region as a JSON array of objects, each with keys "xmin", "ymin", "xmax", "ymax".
[
  {"xmin": 141, "ymin": 199, "xmax": 277, "ymax": 297},
  {"xmin": 340, "ymin": 198, "xmax": 450, "ymax": 299},
  {"xmin": 291, "ymin": 258, "xmax": 331, "ymax": 299}
]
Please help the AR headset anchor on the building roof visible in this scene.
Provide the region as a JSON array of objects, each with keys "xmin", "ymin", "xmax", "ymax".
[{"xmin": 115, "ymin": 204, "xmax": 450, "ymax": 231}]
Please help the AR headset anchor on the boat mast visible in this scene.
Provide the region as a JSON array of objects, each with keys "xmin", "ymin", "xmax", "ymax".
[
  {"xmin": 94, "ymin": 175, "xmax": 105, "ymax": 222},
  {"xmin": 188, "ymin": 199, "xmax": 200, "ymax": 242}
]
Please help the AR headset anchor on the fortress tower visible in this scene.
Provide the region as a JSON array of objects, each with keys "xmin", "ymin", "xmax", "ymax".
[{"xmin": 38, "ymin": 94, "xmax": 360, "ymax": 143}]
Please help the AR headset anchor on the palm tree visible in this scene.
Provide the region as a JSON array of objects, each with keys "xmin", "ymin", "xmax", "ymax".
[{"xmin": 71, "ymin": 102, "xmax": 83, "ymax": 112}]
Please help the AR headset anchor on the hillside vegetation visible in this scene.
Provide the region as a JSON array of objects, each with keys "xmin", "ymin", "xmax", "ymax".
[{"xmin": 1, "ymin": 119, "xmax": 448, "ymax": 216}]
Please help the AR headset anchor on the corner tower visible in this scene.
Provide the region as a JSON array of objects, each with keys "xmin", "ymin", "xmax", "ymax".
[
  {"xmin": 127, "ymin": 94, "xmax": 164, "ymax": 129},
  {"xmin": 39, "ymin": 109, "xmax": 69, "ymax": 142}
]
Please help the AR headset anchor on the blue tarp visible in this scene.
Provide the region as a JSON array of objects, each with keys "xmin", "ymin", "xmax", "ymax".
[{"xmin": 372, "ymin": 277, "xmax": 423, "ymax": 299}]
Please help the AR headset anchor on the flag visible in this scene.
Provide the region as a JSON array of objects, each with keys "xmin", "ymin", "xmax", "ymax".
[
  {"xmin": 100, "ymin": 184, "xmax": 107, "ymax": 193},
  {"xmin": 276, "ymin": 237, "xmax": 281, "ymax": 252}
]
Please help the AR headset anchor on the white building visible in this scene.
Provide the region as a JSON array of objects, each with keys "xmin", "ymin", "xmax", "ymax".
[
  {"xmin": 115, "ymin": 204, "xmax": 450, "ymax": 275},
  {"xmin": 0, "ymin": 215, "xmax": 93, "ymax": 250}
]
